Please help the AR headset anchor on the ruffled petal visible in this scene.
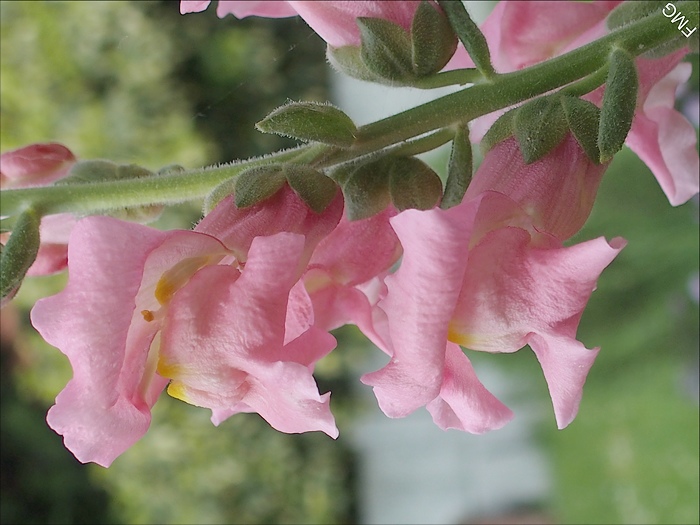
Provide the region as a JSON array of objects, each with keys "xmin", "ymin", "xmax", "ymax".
[
  {"xmin": 30, "ymin": 217, "xmax": 167, "ymax": 467},
  {"xmin": 362, "ymin": 202, "xmax": 480, "ymax": 416},
  {"xmin": 426, "ymin": 343, "xmax": 513, "ymax": 433},
  {"xmin": 625, "ymin": 63, "xmax": 699, "ymax": 206},
  {"xmin": 527, "ymin": 332, "xmax": 600, "ymax": 429},
  {"xmin": 159, "ymin": 233, "xmax": 337, "ymax": 436}
]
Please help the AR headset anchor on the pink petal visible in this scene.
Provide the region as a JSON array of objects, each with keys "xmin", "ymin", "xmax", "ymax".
[
  {"xmin": 465, "ymin": 135, "xmax": 608, "ymax": 241},
  {"xmin": 451, "ymin": 231, "xmax": 626, "ymax": 352},
  {"xmin": 361, "ymin": 201, "xmax": 481, "ymax": 417},
  {"xmin": 625, "ymin": 63, "xmax": 699, "ymax": 206},
  {"xmin": 31, "ymin": 217, "xmax": 230, "ymax": 466},
  {"xmin": 30, "ymin": 217, "xmax": 167, "ymax": 467},
  {"xmin": 309, "ymin": 207, "xmax": 401, "ymax": 286},
  {"xmin": 0, "ymin": 142, "xmax": 76, "ymax": 189},
  {"xmin": 196, "ymin": 187, "xmax": 342, "ymax": 263},
  {"xmin": 289, "ymin": 1, "xmax": 421, "ymax": 47},
  {"xmin": 159, "ymin": 233, "xmax": 338, "ymax": 436},
  {"xmin": 526, "ymin": 332, "xmax": 600, "ymax": 429},
  {"xmin": 426, "ymin": 343, "xmax": 514, "ymax": 433}
]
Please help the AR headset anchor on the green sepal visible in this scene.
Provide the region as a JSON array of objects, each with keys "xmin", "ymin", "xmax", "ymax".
[
  {"xmin": 1, "ymin": 208, "xmax": 41, "ymax": 302},
  {"xmin": 341, "ymin": 161, "xmax": 392, "ymax": 221},
  {"xmin": 561, "ymin": 96, "xmax": 602, "ymax": 164},
  {"xmin": 233, "ymin": 164, "xmax": 287, "ymax": 209},
  {"xmin": 411, "ymin": 0, "xmax": 458, "ymax": 76},
  {"xmin": 441, "ymin": 124, "xmax": 472, "ymax": 209},
  {"xmin": 437, "ymin": 0, "xmax": 494, "ymax": 78},
  {"xmin": 256, "ymin": 101, "xmax": 358, "ymax": 148},
  {"xmin": 56, "ymin": 159, "xmax": 120, "ymax": 184},
  {"xmin": 326, "ymin": 45, "xmax": 389, "ymax": 85},
  {"xmin": 357, "ymin": 17, "xmax": 415, "ymax": 83},
  {"xmin": 514, "ymin": 96, "xmax": 569, "ymax": 164},
  {"xmin": 598, "ymin": 48, "xmax": 638, "ymax": 163},
  {"xmin": 481, "ymin": 108, "xmax": 518, "ymax": 155},
  {"xmin": 388, "ymin": 156, "xmax": 443, "ymax": 212},
  {"xmin": 203, "ymin": 176, "xmax": 238, "ymax": 215},
  {"xmin": 285, "ymin": 165, "xmax": 339, "ymax": 213}
]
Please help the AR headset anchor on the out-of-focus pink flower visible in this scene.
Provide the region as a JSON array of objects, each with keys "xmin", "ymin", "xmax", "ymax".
[
  {"xmin": 31, "ymin": 186, "xmax": 343, "ymax": 467},
  {"xmin": 180, "ymin": 0, "xmax": 422, "ymax": 48},
  {"xmin": 446, "ymin": 1, "xmax": 622, "ymax": 72},
  {"xmin": 598, "ymin": 56, "xmax": 699, "ymax": 206},
  {"xmin": 362, "ymin": 191, "xmax": 625, "ymax": 430},
  {"xmin": 455, "ymin": 1, "xmax": 698, "ymax": 206},
  {"xmin": 465, "ymin": 134, "xmax": 609, "ymax": 241},
  {"xmin": 1, "ymin": 143, "xmax": 78, "ymax": 277},
  {"xmin": 0, "ymin": 142, "xmax": 76, "ymax": 189}
]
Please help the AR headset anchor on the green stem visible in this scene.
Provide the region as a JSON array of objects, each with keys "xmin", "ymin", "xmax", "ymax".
[
  {"xmin": 0, "ymin": 7, "xmax": 680, "ymax": 219},
  {"xmin": 412, "ymin": 68, "xmax": 483, "ymax": 88}
]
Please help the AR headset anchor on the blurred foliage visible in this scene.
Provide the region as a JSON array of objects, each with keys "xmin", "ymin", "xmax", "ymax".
[{"xmin": 1, "ymin": 1, "xmax": 359, "ymax": 524}]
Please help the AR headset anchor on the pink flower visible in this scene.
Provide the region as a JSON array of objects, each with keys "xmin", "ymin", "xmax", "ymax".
[
  {"xmin": 464, "ymin": 134, "xmax": 609, "ymax": 241},
  {"xmin": 302, "ymin": 207, "xmax": 401, "ymax": 340},
  {"xmin": 455, "ymin": 1, "xmax": 698, "ymax": 206},
  {"xmin": 1, "ymin": 143, "xmax": 78, "ymax": 277},
  {"xmin": 180, "ymin": 1, "xmax": 422, "ymax": 48},
  {"xmin": 0, "ymin": 142, "xmax": 76, "ymax": 189},
  {"xmin": 362, "ymin": 191, "xmax": 625, "ymax": 430},
  {"xmin": 31, "ymin": 185, "xmax": 343, "ymax": 467},
  {"xmin": 591, "ymin": 54, "xmax": 699, "ymax": 206}
]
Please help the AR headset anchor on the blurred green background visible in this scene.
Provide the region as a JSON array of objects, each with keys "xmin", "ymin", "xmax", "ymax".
[{"xmin": 1, "ymin": 1, "xmax": 698, "ymax": 524}]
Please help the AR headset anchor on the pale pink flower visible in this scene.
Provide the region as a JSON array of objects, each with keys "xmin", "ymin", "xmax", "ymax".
[
  {"xmin": 362, "ymin": 191, "xmax": 625, "ymax": 429},
  {"xmin": 464, "ymin": 134, "xmax": 609, "ymax": 241},
  {"xmin": 455, "ymin": 1, "xmax": 698, "ymax": 206},
  {"xmin": 591, "ymin": 55, "xmax": 699, "ymax": 206},
  {"xmin": 31, "ymin": 186, "xmax": 343, "ymax": 467},
  {"xmin": 180, "ymin": 0, "xmax": 422, "ymax": 48},
  {"xmin": 1, "ymin": 143, "xmax": 78, "ymax": 278}
]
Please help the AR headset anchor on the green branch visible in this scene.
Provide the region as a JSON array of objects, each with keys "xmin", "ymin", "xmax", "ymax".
[{"xmin": 0, "ymin": 7, "xmax": 681, "ymax": 219}]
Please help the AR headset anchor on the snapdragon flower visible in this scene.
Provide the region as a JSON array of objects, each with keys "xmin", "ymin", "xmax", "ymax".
[{"xmin": 31, "ymin": 186, "xmax": 343, "ymax": 467}]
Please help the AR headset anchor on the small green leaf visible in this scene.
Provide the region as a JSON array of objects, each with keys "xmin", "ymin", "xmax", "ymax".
[
  {"xmin": 441, "ymin": 124, "xmax": 472, "ymax": 209},
  {"xmin": 411, "ymin": 0, "xmax": 458, "ymax": 76},
  {"xmin": 256, "ymin": 101, "xmax": 358, "ymax": 148},
  {"xmin": 607, "ymin": 1, "xmax": 662, "ymax": 30},
  {"xmin": 561, "ymin": 96, "xmax": 602, "ymax": 164},
  {"xmin": 342, "ymin": 161, "xmax": 392, "ymax": 221},
  {"xmin": 388, "ymin": 157, "xmax": 443, "ymax": 211},
  {"xmin": 285, "ymin": 165, "xmax": 339, "ymax": 214},
  {"xmin": 56, "ymin": 159, "xmax": 120, "ymax": 184},
  {"xmin": 598, "ymin": 48, "xmax": 638, "ymax": 163},
  {"xmin": 481, "ymin": 108, "xmax": 517, "ymax": 155},
  {"xmin": 357, "ymin": 17, "xmax": 415, "ymax": 82},
  {"xmin": 1, "ymin": 208, "xmax": 41, "ymax": 302},
  {"xmin": 234, "ymin": 164, "xmax": 287, "ymax": 209},
  {"xmin": 204, "ymin": 177, "xmax": 238, "ymax": 215},
  {"xmin": 326, "ymin": 45, "xmax": 388, "ymax": 85},
  {"xmin": 437, "ymin": 0, "xmax": 494, "ymax": 78},
  {"xmin": 514, "ymin": 96, "xmax": 569, "ymax": 164}
]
